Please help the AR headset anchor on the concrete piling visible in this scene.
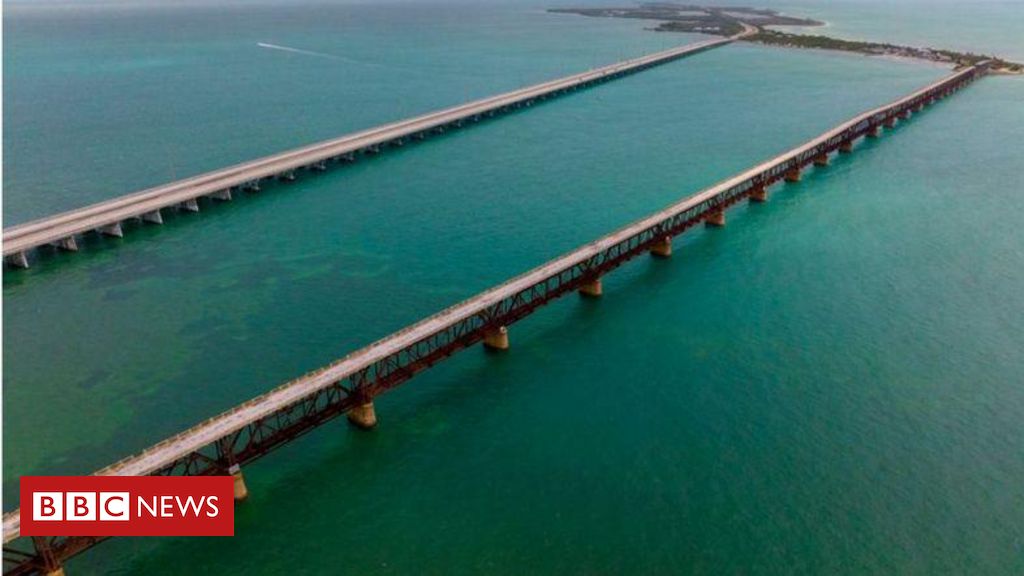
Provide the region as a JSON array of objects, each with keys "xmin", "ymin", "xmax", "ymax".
[
  {"xmin": 229, "ymin": 464, "xmax": 248, "ymax": 502},
  {"xmin": 99, "ymin": 223, "xmax": 124, "ymax": 237},
  {"xmin": 142, "ymin": 210, "xmax": 163, "ymax": 224},
  {"xmin": 650, "ymin": 236, "xmax": 673, "ymax": 257},
  {"xmin": 483, "ymin": 326, "xmax": 510, "ymax": 351},
  {"xmin": 705, "ymin": 210, "xmax": 726, "ymax": 227},
  {"xmin": 6, "ymin": 252, "xmax": 30, "ymax": 269},
  {"xmin": 54, "ymin": 237, "xmax": 78, "ymax": 252},
  {"xmin": 347, "ymin": 402, "xmax": 378, "ymax": 430},
  {"xmin": 579, "ymin": 278, "xmax": 603, "ymax": 298}
]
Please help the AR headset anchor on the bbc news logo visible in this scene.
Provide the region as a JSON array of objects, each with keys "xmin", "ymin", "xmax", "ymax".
[{"xmin": 21, "ymin": 476, "xmax": 234, "ymax": 537}]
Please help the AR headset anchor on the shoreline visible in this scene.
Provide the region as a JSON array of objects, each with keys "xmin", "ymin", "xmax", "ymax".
[
  {"xmin": 549, "ymin": 4, "xmax": 1023, "ymax": 75},
  {"xmin": 745, "ymin": 30, "xmax": 1023, "ymax": 75},
  {"xmin": 740, "ymin": 39, "xmax": 956, "ymax": 70}
]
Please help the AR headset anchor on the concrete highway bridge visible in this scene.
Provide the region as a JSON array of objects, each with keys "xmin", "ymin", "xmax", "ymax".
[
  {"xmin": 2, "ymin": 28, "xmax": 755, "ymax": 270},
  {"xmin": 1, "ymin": 62, "xmax": 987, "ymax": 575}
]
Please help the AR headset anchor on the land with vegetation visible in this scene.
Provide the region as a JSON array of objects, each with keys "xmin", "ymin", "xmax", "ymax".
[
  {"xmin": 550, "ymin": 3, "xmax": 1023, "ymax": 74},
  {"xmin": 749, "ymin": 30, "xmax": 1022, "ymax": 73},
  {"xmin": 550, "ymin": 4, "xmax": 821, "ymax": 36}
]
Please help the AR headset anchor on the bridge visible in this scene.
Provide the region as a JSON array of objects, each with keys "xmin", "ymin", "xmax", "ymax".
[
  {"xmin": 2, "ymin": 62, "xmax": 987, "ymax": 575},
  {"xmin": 1, "ymin": 29, "xmax": 755, "ymax": 270}
]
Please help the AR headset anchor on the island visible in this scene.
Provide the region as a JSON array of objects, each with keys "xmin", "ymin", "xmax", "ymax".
[
  {"xmin": 549, "ymin": 3, "xmax": 1023, "ymax": 74},
  {"xmin": 549, "ymin": 4, "xmax": 822, "ymax": 37}
]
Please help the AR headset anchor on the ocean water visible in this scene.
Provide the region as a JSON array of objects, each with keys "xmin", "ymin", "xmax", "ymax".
[
  {"xmin": 761, "ymin": 0, "xmax": 1024, "ymax": 62},
  {"xmin": 3, "ymin": 1, "xmax": 1024, "ymax": 574}
]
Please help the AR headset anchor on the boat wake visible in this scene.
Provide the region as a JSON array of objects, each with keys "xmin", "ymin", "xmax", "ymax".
[{"xmin": 256, "ymin": 42, "xmax": 364, "ymax": 65}]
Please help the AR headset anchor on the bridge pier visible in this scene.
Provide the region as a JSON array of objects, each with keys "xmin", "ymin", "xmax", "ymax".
[
  {"xmin": 99, "ymin": 222, "xmax": 124, "ymax": 238},
  {"xmin": 279, "ymin": 171, "xmax": 296, "ymax": 182},
  {"xmin": 483, "ymin": 326, "xmax": 510, "ymax": 351},
  {"xmin": 839, "ymin": 141, "xmax": 854, "ymax": 154},
  {"xmin": 210, "ymin": 189, "xmax": 232, "ymax": 202},
  {"xmin": 311, "ymin": 161, "xmax": 327, "ymax": 171},
  {"xmin": 650, "ymin": 236, "xmax": 673, "ymax": 257},
  {"xmin": 579, "ymin": 277, "xmax": 603, "ymax": 298},
  {"xmin": 142, "ymin": 210, "xmax": 163, "ymax": 224},
  {"xmin": 228, "ymin": 464, "xmax": 248, "ymax": 502},
  {"xmin": 884, "ymin": 117, "xmax": 897, "ymax": 128},
  {"xmin": 181, "ymin": 198, "xmax": 200, "ymax": 213},
  {"xmin": 53, "ymin": 236, "xmax": 79, "ymax": 252},
  {"xmin": 6, "ymin": 252, "xmax": 30, "ymax": 269},
  {"xmin": 749, "ymin": 186, "xmax": 768, "ymax": 203},
  {"xmin": 347, "ymin": 402, "xmax": 378, "ymax": 430},
  {"xmin": 784, "ymin": 167, "xmax": 802, "ymax": 182},
  {"xmin": 867, "ymin": 126, "xmax": 881, "ymax": 138},
  {"xmin": 705, "ymin": 210, "xmax": 726, "ymax": 227},
  {"xmin": 814, "ymin": 154, "xmax": 829, "ymax": 167}
]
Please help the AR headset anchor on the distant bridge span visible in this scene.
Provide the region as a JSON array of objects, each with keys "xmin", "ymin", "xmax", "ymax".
[
  {"xmin": 1, "ymin": 63, "xmax": 987, "ymax": 575},
  {"xmin": 2, "ymin": 29, "xmax": 754, "ymax": 270}
]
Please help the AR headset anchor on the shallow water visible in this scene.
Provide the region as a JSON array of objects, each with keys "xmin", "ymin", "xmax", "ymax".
[
  {"xmin": 3, "ymin": 1, "xmax": 1023, "ymax": 574},
  {"xmin": 767, "ymin": 0, "xmax": 1024, "ymax": 62}
]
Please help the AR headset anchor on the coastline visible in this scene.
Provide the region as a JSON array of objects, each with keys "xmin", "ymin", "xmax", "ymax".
[
  {"xmin": 740, "ymin": 38, "xmax": 956, "ymax": 71},
  {"xmin": 549, "ymin": 4, "xmax": 1023, "ymax": 76},
  {"xmin": 744, "ymin": 27, "xmax": 1023, "ymax": 72}
]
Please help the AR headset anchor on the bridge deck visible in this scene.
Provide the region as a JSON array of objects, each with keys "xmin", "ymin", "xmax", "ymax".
[
  {"xmin": 1, "ymin": 64, "xmax": 984, "ymax": 550},
  {"xmin": 2, "ymin": 31, "xmax": 751, "ymax": 261}
]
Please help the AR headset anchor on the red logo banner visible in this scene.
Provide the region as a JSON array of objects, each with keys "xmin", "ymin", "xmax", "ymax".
[{"xmin": 20, "ymin": 476, "xmax": 234, "ymax": 537}]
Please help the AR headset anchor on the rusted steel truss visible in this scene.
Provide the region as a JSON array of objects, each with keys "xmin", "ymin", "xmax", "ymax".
[{"xmin": 2, "ymin": 64, "xmax": 984, "ymax": 575}]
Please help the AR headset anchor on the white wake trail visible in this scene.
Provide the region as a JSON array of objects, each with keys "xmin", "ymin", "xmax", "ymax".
[{"xmin": 257, "ymin": 42, "xmax": 363, "ymax": 64}]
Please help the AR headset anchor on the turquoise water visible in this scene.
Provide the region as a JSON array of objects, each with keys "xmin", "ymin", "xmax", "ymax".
[
  {"xmin": 757, "ymin": 0, "xmax": 1024, "ymax": 61},
  {"xmin": 4, "ymin": 1, "xmax": 1024, "ymax": 574},
  {"xmin": 3, "ymin": 1, "xmax": 686, "ymax": 223}
]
